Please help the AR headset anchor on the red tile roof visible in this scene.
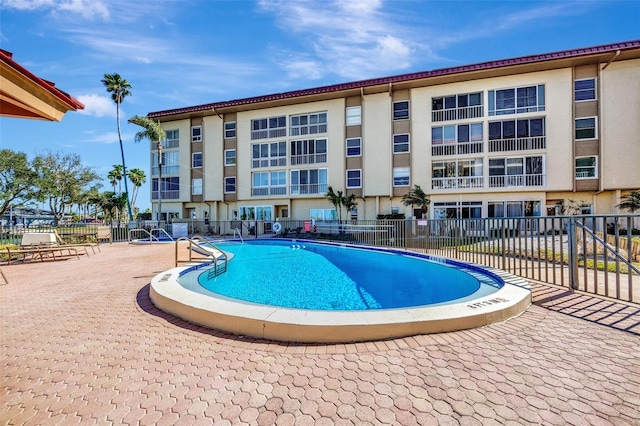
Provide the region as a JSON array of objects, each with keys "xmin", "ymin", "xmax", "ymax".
[{"xmin": 148, "ymin": 39, "xmax": 640, "ymax": 118}]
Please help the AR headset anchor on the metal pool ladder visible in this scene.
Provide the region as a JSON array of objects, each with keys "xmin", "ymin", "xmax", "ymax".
[{"xmin": 174, "ymin": 236, "xmax": 228, "ymax": 278}]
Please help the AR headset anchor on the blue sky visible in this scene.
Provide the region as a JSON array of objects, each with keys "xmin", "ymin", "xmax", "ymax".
[{"xmin": 1, "ymin": 0, "xmax": 638, "ymax": 211}]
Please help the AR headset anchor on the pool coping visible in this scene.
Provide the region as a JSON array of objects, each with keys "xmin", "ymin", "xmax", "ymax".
[{"xmin": 149, "ymin": 242, "xmax": 532, "ymax": 343}]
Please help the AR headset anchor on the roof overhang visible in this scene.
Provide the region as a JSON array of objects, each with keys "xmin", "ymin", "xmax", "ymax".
[{"xmin": 0, "ymin": 49, "xmax": 84, "ymax": 121}]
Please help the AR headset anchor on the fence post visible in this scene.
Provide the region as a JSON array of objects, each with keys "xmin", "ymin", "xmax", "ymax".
[{"xmin": 567, "ymin": 217, "xmax": 578, "ymax": 291}]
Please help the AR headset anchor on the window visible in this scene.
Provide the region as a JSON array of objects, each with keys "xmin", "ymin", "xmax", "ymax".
[
  {"xmin": 431, "ymin": 92, "xmax": 483, "ymax": 121},
  {"xmin": 433, "ymin": 202, "xmax": 482, "ymax": 220},
  {"xmin": 251, "ymin": 116, "xmax": 286, "ymax": 140},
  {"xmin": 488, "ymin": 200, "xmax": 541, "ymax": 218},
  {"xmin": 575, "ymin": 78, "xmax": 596, "ymax": 101},
  {"xmin": 290, "ymin": 139, "xmax": 327, "ymax": 165},
  {"xmin": 393, "ymin": 101, "xmax": 409, "ymax": 120},
  {"xmin": 152, "ymin": 177, "xmax": 180, "ymax": 200},
  {"xmin": 192, "ymin": 178, "xmax": 202, "ymax": 195},
  {"xmin": 163, "ymin": 129, "xmax": 179, "ymax": 148},
  {"xmin": 350, "ymin": 208, "xmax": 358, "ymax": 221},
  {"xmin": 432, "ymin": 123, "xmax": 483, "ymax": 155},
  {"xmin": 488, "ymin": 85, "xmax": 545, "ymax": 116},
  {"xmin": 239, "ymin": 206, "xmax": 273, "ymax": 221},
  {"xmin": 224, "ymin": 176, "xmax": 236, "ymax": 193},
  {"xmin": 576, "ymin": 156, "xmax": 597, "ymax": 178},
  {"xmin": 346, "ymin": 169, "xmax": 362, "ymax": 188},
  {"xmin": 310, "ymin": 209, "xmax": 337, "ymax": 222},
  {"xmin": 224, "ymin": 122, "xmax": 236, "ymax": 138},
  {"xmin": 346, "ymin": 106, "xmax": 361, "ymax": 126},
  {"xmin": 192, "ymin": 152, "xmax": 202, "ymax": 168},
  {"xmin": 191, "ymin": 126, "xmax": 202, "ymax": 142},
  {"xmin": 290, "ymin": 112, "xmax": 327, "ymax": 136},
  {"xmin": 152, "ymin": 151, "xmax": 179, "ymax": 175},
  {"xmin": 290, "ymin": 169, "xmax": 328, "ymax": 195},
  {"xmin": 224, "ymin": 149, "xmax": 236, "ymax": 166},
  {"xmin": 393, "ymin": 167, "xmax": 409, "ymax": 187},
  {"xmin": 252, "ymin": 171, "xmax": 286, "ymax": 196},
  {"xmin": 431, "ymin": 159, "xmax": 483, "ymax": 189},
  {"xmin": 252, "ymin": 142, "xmax": 286, "ymax": 168},
  {"xmin": 393, "ymin": 134, "xmax": 409, "ymax": 153},
  {"xmin": 489, "ymin": 155, "xmax": 544, "ymax": 187},
  {"xmin": 488, "ymin": 118, "xmax": 545, "ymax": 151},
  {"xmin": 575, "ymin": 117, "xmax": 597, "ymax": 139},
  {"xmin": 346, "ymin": 137, "xmax": 361, "ymax": 156}
]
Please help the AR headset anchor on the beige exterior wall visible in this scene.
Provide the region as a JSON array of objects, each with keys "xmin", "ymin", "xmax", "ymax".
[
  {"xmin": 600, "ymin": 59, "xmax": 640, "ymax": 190},
  {"xmin": 150, "ymin": 48, "xmax": 640, "ymax": 220}
]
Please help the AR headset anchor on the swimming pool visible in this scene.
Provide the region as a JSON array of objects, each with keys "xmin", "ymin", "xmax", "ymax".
[
  {"xmin": 150, "ymin": 239, "xmax": 532, "ymax": 343},
  {"xmin": 192, "ymin": 240, "xmax": 501, "ymax": 310}
]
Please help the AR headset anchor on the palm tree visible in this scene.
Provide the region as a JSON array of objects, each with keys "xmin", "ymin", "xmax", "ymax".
[
  {"xmin": 127, "ymin": 168, "xmax": 146, "ymax": 216},
  {"xmin": 617, "ymin": 190, "xmax": 640, "ymax": 213},
  {"xmin": 401, "ymin": 184, "xmax": 430, "ymax": 218},
  {"xmin": 102, "ymin": 73, "xmax": 134, "ymax": 222},
  {"xmin": 128, "ymin": 115, "xmax": 166, "ymax": 222},
  {"xmin": 107, "ymin": 164, "xmax": 124, "ymax": 194},
  {"xmin": 342, "ymin": 193, "xmax": 358, "ymax": 221},
  {"xmin": 326, "ymin": 186, "xmax": 343, "ymax": 222}
]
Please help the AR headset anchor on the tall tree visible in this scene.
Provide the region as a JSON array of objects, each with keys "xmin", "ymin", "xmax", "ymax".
[
  {"xmin": 401, "ymin": 184, "xmax": 430, "ymax": 218},
  {"xmin": 108, "ymin": 164, "xmax": 124, "ymax": 194},
  {"xmin": 32, "ymin": 152, "xmax": 101, "ymax": 225},
  {"xmin": 102, "ymin": 73, "xmax": 134, "ymax": 222},
  {"xmin": 0, "ymin": 149, "xmax": 36, "ymax": 218},
  {"xmin": 617, "ymin": 190, "xmax": 640, "ymax": 213},
  {"xmin": 127, "ymin": 168, "xmax": 146, "ymax": 217},
  {"xmin": 326, "ymin": 186, "xmax": 343, "ymax": 222},
  {"xmin": 128, "ymin": 115, "xmax": 166, "ymax": 222},
  {"xmin": 342, "ymin": 193, "xmax": 358, "ymax": 221}
]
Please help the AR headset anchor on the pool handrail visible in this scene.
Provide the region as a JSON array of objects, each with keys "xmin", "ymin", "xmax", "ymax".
[
  {"xmin": 174, "ymin": 236, "xmax": 228, "ymax": 278},
  {"xmin": 233, "ymin": 228, "xmax": 244, "ymax": 243},
  {"xmin": 128, "ymin": 228, "xmax": 174, "ymax": 243}
]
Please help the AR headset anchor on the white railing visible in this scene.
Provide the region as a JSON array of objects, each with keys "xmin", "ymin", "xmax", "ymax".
[
  {"xmin": 431, "ymin": 105, "xmax": 484, "ymax": 122},
  {"xmin": 489, "ymin": 174, "xmax": 545, "ymax": 188},
  {"xmin": 489, "ymin": 136, "xmax": 546, "ymax": 152},
  {"xmin": 432, "ymin": 177, "xmax": 483, "ymax": 190},
  {"xmin": 290, "ymin": 153, "xmax": 327, "ymax": 165}
]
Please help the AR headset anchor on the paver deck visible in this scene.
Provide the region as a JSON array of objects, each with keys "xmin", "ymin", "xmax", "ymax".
[{"xmin": 1, "ymin": 243, "xmax": 639, "ymax": 425}]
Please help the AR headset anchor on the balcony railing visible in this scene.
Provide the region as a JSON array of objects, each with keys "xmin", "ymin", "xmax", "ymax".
[
  {"xmin": 489, "ymin": 174, "xmax": 545, "ymax": 188},
  {"xmin": 151, "ymin": 190, "xmax": 180, "ymax": 200},
  {"xmin": 152, "ymin": 166, "xmax": 180, "ymax": 176},
  {"xmin": 251, "ymin": 128, "xmax": 287, "ymax": 140},
  {"xmin": 432, "ymin": 177, "xmax": 484, "ymax": 190},
  {"xmin": 432, "ymin": 141, "xmax": 483, "ymax": 156},
  {"xmin": 252, "ymin": 157, "xmax": 287, "ymax": 168},
  {"xmin": 290, "ymin": 153, "xmax": 328, "ymax": 166},
  {"xmin": 431, "ymin": 105, "xmax": 484, "ymax": 122},
  {"xmin": 251, "ymin": 186, "xmax": 287, "ymax": 196},
  {"xmin": 489, "ymin": 136, "xmax": 546, "ymax": 152},
  {"xmin": 290, "ymin": 183, "xmax": 328, "ymax": 195}
]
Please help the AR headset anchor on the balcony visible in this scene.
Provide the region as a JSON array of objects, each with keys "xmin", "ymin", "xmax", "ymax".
[
  {"xmin": 290, "ymin": 183, "xmax": 328, "ymax": 195},
  {"xmin": 252, "ymin": 157, "xmax": 287, "ymax": 168},
  {"xmin": 489, "ymin": 174, "xmax": 545, "ymax": 188},
  {"xmin": 432, "ymin": 141, "xmax": 483, "ymax": 156},
  {"xmin": 251, "ymin": 186, "xmax": 287, "ymax": 196},
  {"xmin": 290, "ymin": 153, "xmax": 327, "ymax": 166},
  {"xmin": 432, "ymin": 177, "xmax": 483, "ymax": 190},
  {"xmin": 431, "ymin": 105, "xmax": 484, "ymax": 122},
  {"xmin": 489, "ymin": 136, "xmax": 546, "ymax": 152},
  {"xmin": 151, "ymin": 190, "xmax": 180, "ymax": 200}
]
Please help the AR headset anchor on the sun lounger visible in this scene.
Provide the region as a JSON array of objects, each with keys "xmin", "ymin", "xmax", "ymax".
[{"xmin": 4, "ymin": 245, "xmax": 80, "ymax": 264}]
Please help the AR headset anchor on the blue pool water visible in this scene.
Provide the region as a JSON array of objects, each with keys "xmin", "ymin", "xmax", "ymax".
[{"xmin": 190, "ymin": 239, "xmax": 503, "ymax": 311}]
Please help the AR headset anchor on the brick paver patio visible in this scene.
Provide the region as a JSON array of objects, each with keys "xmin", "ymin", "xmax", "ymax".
[{"xmin": 1, "ymin": 243, "xmax": 639, "ymax": 425}]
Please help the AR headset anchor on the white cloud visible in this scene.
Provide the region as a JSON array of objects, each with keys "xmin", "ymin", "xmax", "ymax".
[
  {"xmin": 1, "ymin": 0, "xmax": 110, "ymax": 20},
  {"xmin": 259, "ymin": 0, "xmax": 416, "ymax": 80},
  {"xmin": 76, "ymin": 94, "xmax": 116, "ymax": 118},
  {"xmin": 80, "ymin": 130, "xmax": 133, "ymax": 145}
]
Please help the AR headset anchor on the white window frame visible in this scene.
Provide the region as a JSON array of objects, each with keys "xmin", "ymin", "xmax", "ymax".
[
  {"xmin": 575, "ymin": 156, "xmax": 598, "ymax": 179},
  {"xmin": 224, "ymin": 176, "xmax": 236, "ymax": 193},
  {"xmin": 575, "ymin": 117, "xmax": 597, "ymax": 140},
  {"xmin": 393, "ymin": 101, "xmax": 409, "ymax": 120},
  {"xmin": 163, "ymin": 129, "xmax": 179, "ymax": 149},
  {"xmin": 192, "ymin": 152, "xmax": 202, "ymax": 168},
  {"xmin": 346, "ymin": 169, "xmax": 362, "ymax": 189},
  {"xmin": 191, "ymin": 125, "xmax": 202, "ymax": 142},
  {"xmin": 346, "ymin": 137, "xmax": 361, "ymax": 157},
  {"xmin": 224, "ymin": 121, "xmax": 236, "ymax": 139},
  {"xmin": 393, "ymin": 133, "xmax": 410, "ymax": 153},
  {"xmin": 224, "ymin": 149, "xmax": 236, "ymax": 166},
  {"xmin": 290, "ymin": 112, "xmax": 328, "ymax": 136},
  {"xmin": 251, "ymin": 116, "xmax": 286, "ymax": 140},
  {"xmin": 575, "ymin": 78, "xmax": 596, "ymax": 102},
  {"xmin": 346, "ymin": 106, "xmax": 361, "ymax": 126},
  {"xmin": 191, "ymin": 178, "xmax": 202, "ymax": 195},
  {"xmin": 393, "ymin": 167, "xmax": 410, "ymax": 187}
]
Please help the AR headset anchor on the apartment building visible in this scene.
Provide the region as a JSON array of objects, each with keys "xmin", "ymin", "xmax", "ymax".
[{"xmin": 147, "ymin": 40, "xmax": 640, "ymax": 223}]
